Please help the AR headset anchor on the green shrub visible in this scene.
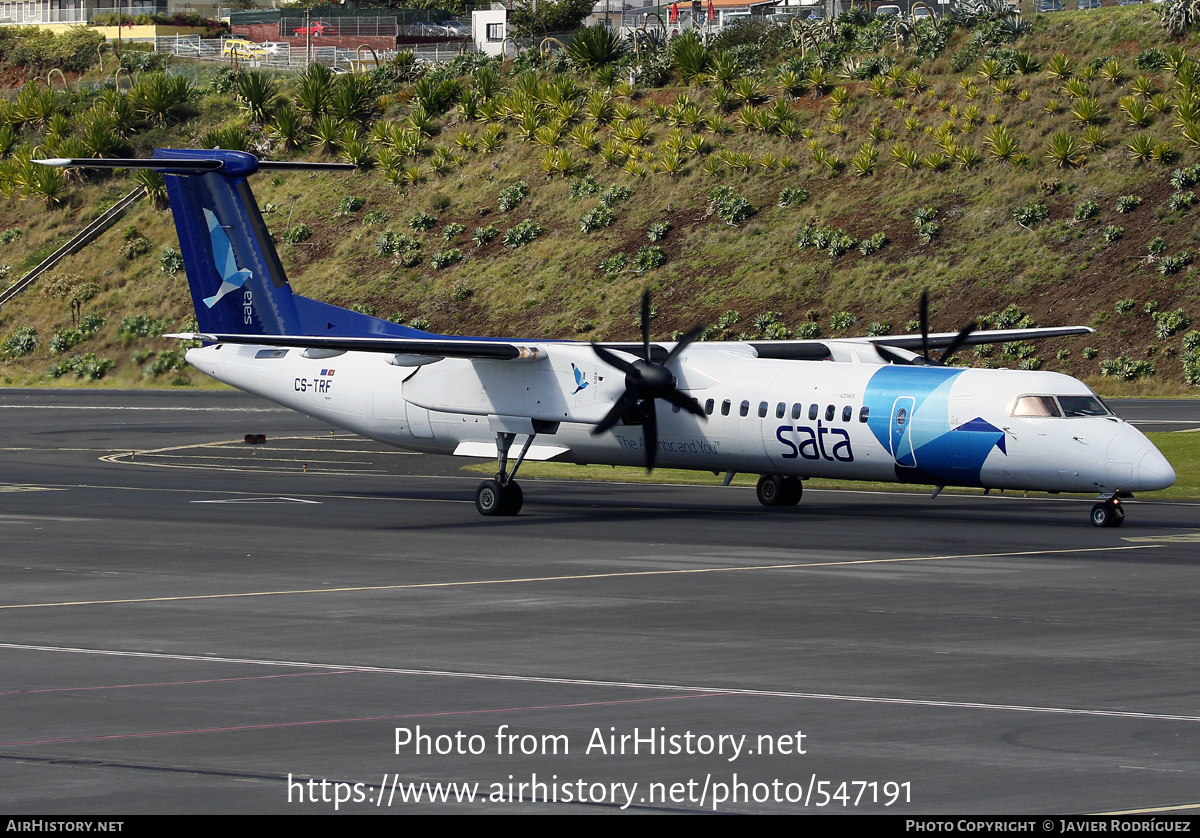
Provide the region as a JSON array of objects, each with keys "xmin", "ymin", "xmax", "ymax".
[
  {"xmin": 0, "ymin": 228, "xmax": 21, "ymax": 244},
  {"xmin": 1115, "ymin": 298, "xmax": 1136, "ymax": 314},
  {"xmin": 442, "ymin": 223, "xmax": 465, "ymax": 241},
  {"xmin": 569, "ymin": 175, "xmax": 600, "ymax": 201},
  {"xmin": 282, "ymin": 224, "xmax": 311, "ymax": 244},
  {"xmin": 633, "ymin": 246, "xmax": 667, "ymax": 271},
  {"xmin": 1100, "ymin": 356, "xmax": 1155, "ymax": 380},
  {"xmin": 580, "ymin": 205, "xmax": 615, "ymax": 233},
  {"xmin": 430, "ymin": 249, "xmax": 462, "ymax": 270},
  {"xmin": 1013, "ymin": 202, "xmax": 1048, "ymax": 226},
  {"xmin": 778, "ymin": 187, "xmax": 810, "ymax": 208},
  {"xmin": 472, "ymin": 225, "xmax": 499, "ymax": 247},
  {"xmin": 647, "ymin": 221, "xmax": 671, "ymax": 242},
  {"xmin": 159, "ymin": 247, "xmax": 185, "ymax": 274},
  {"xmin": 708, "ymin": 186, "xmax": 755, "ymax": 225},
  {"xmin": 601, "ymin": 253, "xmax": 629, "ymax": 274},
  {"xmin": 1103, "ymin": 225, "xmax": 1124, "ymax": 242},
  {"xmin": 409, "ymin": 212, "xmax": 437, "ymax": 232},
  {"xmin": 502, "ymin": 219, "xmax": 545, "ymax": 248},
  {"xmin": 1074, "ymin": 200, "xmax": 1099, "ymax": 220},
  {"xmin": 498, "ymin": 180, "xmax": 530, "ymax": 211},
  {"xmin": 599, "ymin": 184, "xmax": 631, "ymax": 208},
  {"xmin": 1116, "ymin": 195, "xmax": 1142, "ymax": 214}
]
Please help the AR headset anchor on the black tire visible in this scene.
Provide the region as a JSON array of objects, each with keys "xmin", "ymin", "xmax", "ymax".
[
  {"xmin": 476, "ymin": 479, "xmax": 505, "ymax": 516},
  {"xmin": 1090, "ymin": 502, "xmax": 1111, "ymax": 528},
  {"xmin": 501, "ymin": 480, "xmax": 523, "ymax": 516},
  {"xmin": 757, "ymin": 475, "xmax": 786, "ymax": 507},
  {"xmin": 1111, "ymin": 504, "xmax": 1126, "ymax": 527},
  {"xmin": 781, "ymin": 477, "xmax": 803, "ymax": 506}
]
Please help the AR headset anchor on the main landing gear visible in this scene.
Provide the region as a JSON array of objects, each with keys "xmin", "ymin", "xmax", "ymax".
[
  {"xmin": 1090, "ymin": 493, "xmax": 1126, "ymax": 528},
  {"xmin": 756, "ymin": 474, "xmax": 803, "ymax": 507},
  {"xmin": 475, "ymin": 431, "xmax": 534, "ymax": 516}
]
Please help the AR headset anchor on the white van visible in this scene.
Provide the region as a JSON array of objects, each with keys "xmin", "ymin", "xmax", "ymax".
[{"xmin": 876, "ymin": 4, "xmax": 901, "ymax": 14}]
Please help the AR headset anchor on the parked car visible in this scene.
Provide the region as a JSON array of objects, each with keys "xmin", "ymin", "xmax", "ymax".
[
  {"xmin": 1037, "ymin": 0, "xmax": 1065, "ymax": 10},
  {"xmin": 876, "ymin": 4, "xmax": 901, "ymax": 14},
  {"xmin": 259, "ymin": 41, "xmax": 289, "ymax": 54},
  {"xmin": 222, "ymin": 38, "xmax": 266, "ymax": 58},
  {"xmin": 1077, "ymin": 0, "xmax": 1101, "ymax": 8},
  {"xmin": 292, "ymin": 21, "xmax": 337, "ymax": 37},
  {"xmin": 1116, "ymin": 0, "xmax": 1140, "ymax": 5},
  {"xmin": 912, "ymin": 5, "xmax": 937, "ymax": 19}
]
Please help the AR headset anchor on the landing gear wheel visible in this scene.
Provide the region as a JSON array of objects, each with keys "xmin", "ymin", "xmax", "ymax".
[
  {"xmin": 475, "ymin": 479, "xmax": 523, "ymax": 516},
  {"xmin": 500, "ymin": 480, "xmax": 523, "ymax": 515},
  {"xmin": 1090, "ymin": 501, "xmax": 1125, "ymax": 528},
  {"xmin": 757, "ymin": 475, "xmax": 801, "ymax": 507},
  {"xmin": 781, "ymin": 476, "xmax": 803, "ymax": 506}
]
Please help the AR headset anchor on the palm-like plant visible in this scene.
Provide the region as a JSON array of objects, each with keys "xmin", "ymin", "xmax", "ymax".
[
  {"xmin": 310, "ymin": 114, "xmax": 343, "ymax": 155},
  {"xmin": 983, "ymin": 124, "xmax": 1018, "ymax": 161},
  {"xmin": 566, "ymin": 24, "xmax": 626, "ymax": 72},
  {"xmin": 236, "ymin": 71, "xmax": 280, "ymax": 126},
  {"xmin": 670, "ymin": 31, "xmax": 713, "ymax": 84},
  {"xmin": 1125, "ymin": 133, "xmax": 1154, "ymax": 163},
  {"xmin": 132, "ymin": 73, "xmax": 193, "ymax": 127},
  {"xmin": 1118, "ymin": 95, "xmax": 1152, "ymax": 128},
  {"xmin": 1070, "ymin": 97, "xmax": 1104, "ymax": 125},
  {"xmin": 295, "ymin": 63, "xmax": 335, "ymax": 122},
  {"xmin": 1045, "ymin": 132, "xmax": 1085, "ymax": 168},
  {"xmin": 1045, "ymin": 53, "xmax": 1074, "ymax": 83}
]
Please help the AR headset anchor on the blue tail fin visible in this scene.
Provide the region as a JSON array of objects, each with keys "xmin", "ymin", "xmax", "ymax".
[{"xmin": 155, "ymin": 148, "xmax": 424, "ymax": 339}]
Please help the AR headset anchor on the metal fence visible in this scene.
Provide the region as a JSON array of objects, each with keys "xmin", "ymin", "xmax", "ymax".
[{"xmin": 153, "ymin": 35, "xmax": 475, "ymax": 70}]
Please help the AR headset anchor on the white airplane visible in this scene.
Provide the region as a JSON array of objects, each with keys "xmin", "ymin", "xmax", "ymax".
[{"xmin": 37, "ymin": 151, "xmax": 1176, "ymax": 526}]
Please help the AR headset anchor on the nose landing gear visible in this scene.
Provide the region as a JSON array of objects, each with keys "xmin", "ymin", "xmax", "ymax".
[{"xmin": 1090, "ymin": 494, "xmax": 1125, "ymax": 527}]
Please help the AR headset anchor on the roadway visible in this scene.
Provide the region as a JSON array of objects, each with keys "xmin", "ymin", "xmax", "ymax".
[{"xmin": 0, "ymin": 389, "xmax": 1198, "ymax": 814}]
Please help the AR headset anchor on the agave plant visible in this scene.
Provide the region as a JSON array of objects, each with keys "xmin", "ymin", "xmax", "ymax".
[
  {"xmin": 132, "ymin": 73, "xmax": 193, "ymax": 127},
  {"xmin": 1070, "ymin": 97, "xmax": 1104, "ymax": 126},
  {"xmin": 850, "ymin": 142, "xmax": 878, "ymax": 176},
  {"xmin": 310, "ymin": 114, "xmax": 343, "ymax": 155},
  {"xmin": 1045, "ymin": 53, "xmax": 1074, "ymax": 83},
  {"xmin": 329, "ymin": 74, "xmax": 376, "ymax": 125},
  {"xmin": 1061, "ymin": 77, "xmax": 1091, "ymax": 100},
  {"xmin": 566, "ymin": 24, "xmax": 626, "ymax": 72},
  {"xmin": 1045, "ymin": 132, "xmax": 1085, "ymax": 168},
  {"xmin": 236, "ymin": 71, "xmax": 280, "ymax": 126},
  {"xmin": 667, "ymin": 30, "xmax": 710, "ymax": 83},
  {"xmin": 1126, "ymin": 133, "xmax": 1155, "ymax": 163},
  {"xmin": 1119, "ymin": 96, "xmax": 1152, "ymax": 128},
  {"xmin": 983, "ymin": 124, "xmax": 1018, "ymax": 161},
  {"xmin": 295, "ymin": 63, "xmax": 335, "ymax": 122},
  {"xmin": 133, "ymin": 168, "xmax": 168, "ymax": 210}
]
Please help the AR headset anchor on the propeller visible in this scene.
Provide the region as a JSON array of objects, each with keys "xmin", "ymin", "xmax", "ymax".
[
  {"xmin": 878, "ymin": 289, "xmax": 977, "ymax": 367},
  {"xmin": 590, "ymin": 291, "xmax": 707, "ymax": 472}
]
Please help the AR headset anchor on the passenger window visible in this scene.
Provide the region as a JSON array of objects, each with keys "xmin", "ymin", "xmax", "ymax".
[
  {"xmin": 859, "ymin": 406, "xmax": 870, "ymax": 423},
  {"xmin": 705, "ymin": 399, "xmax": 714, "ymax": 415},
  {"xmin": 721, "ymin": 399, "xmax": 731, "ymax": 416},
  {"xmin": 808, "ymin": 404, "xmax": 818, "ymax": 421},
  {"xmin": 758, "ymin": 401, "xmax": 768, "ymax": 418},
  {"xmin": 825, "ymin": 405, "xmax": 835, "ymax": 421},
  {"xmin": 842, "ymin": 405, "xmax": 852, "ymax": 422},
  {"xmin": 776, "ymin": 402, "xmax": 786, "ymax": 419},
  {"xmin": 791, "ymin": 403, "xmax": 802, "ymax": 420},
  {"xmin": 740, "ymin": 401, "xmax": 750, "ymax": 417},
  {"xmin": 1012, "ymin": 395, "xmax": 1062, "ymax": 418}
]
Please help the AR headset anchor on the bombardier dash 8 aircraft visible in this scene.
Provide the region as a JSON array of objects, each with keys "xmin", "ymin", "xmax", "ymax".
[{"xmin": 38, "ymin": 150, "xmax": 1175, "ymax": 525}]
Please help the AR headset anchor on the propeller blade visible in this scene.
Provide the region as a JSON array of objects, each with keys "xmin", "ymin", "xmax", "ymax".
[
  {"xmin": 662, "ymin": 323, "xmax": 707, "ymax": 366},
  {"xmin": 663, "ymin": 388, "xmax": 706, "ymax": 418},
  {"xmin": 919, "ymin": 288, "xmax": 930, "ymax": 363},
  {"xmin": 592, "ymin": 343, "xmax": 639, "ymax": 376},
  {"xmin": 938, "ymin": 320, "xmax": 978, "ymax": 364},
  {"xmin": 643, "ymin": 399, "xmax": 658, "ymax": 472},
  {"xmin": 640, "ymin": 289, "xmax": 652, "ymax": 361},
  {"xmin": 591, "ymin": 391, "xmax": 637, "ymax": 436}
]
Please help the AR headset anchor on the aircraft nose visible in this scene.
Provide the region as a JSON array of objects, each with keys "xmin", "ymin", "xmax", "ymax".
[{"xmin": 1136, "ymin": 446, "xmax": 1176, "ymax": 491}]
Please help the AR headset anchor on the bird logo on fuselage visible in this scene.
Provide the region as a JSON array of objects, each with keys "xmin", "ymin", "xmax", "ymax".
[{"xmin": 571, "ymin": 363, "xmax": 589, "ymax": 395}]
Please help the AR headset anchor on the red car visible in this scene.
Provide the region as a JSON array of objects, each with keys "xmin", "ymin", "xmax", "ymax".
[{"xmin": 292, "ymin": 21, "xmax": 337, "ymax": 37}]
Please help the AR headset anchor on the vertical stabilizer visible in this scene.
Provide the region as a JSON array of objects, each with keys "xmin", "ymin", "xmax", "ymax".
[{"xmin": 157, "ymin": 149, "xmax": 303, "ymax": 336}]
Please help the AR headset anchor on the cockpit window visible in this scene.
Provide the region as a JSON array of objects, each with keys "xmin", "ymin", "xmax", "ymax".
[
  {"xmin": 1012, "ymin": 395, "xmax": 1062, "ymax": 418},
  {"xmin": 1058, "ymin": 395, "xmax": 1109, "ymax": 417}
]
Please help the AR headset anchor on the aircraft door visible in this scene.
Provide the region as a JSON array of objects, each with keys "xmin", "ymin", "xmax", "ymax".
[{"xmin": 890, "ymin": 396, "xmax": 917, "ymax": 468}]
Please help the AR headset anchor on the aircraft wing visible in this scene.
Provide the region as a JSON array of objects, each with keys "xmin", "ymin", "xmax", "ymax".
[
  {"xmin": 168, "ymin": 333, "xmax": 544, "ymax": 361},
  {"xmin": 871, "ymin": 325, "xmax": 1095, "ymax": 349}
]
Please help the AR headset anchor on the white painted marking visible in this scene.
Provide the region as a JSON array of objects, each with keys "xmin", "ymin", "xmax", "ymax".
[
  {"xmin": 191, "ymin": 497, "xmax": 322, "ymax": 505},
  {"xmin": 1, "ymin": 642, "xmax": 1197, "ymax": 724}
]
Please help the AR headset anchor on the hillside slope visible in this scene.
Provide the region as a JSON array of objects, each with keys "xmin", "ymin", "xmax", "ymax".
[{"xmin": 0, "ymin": 6, "xmax": 1198, "ymax": 394}]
